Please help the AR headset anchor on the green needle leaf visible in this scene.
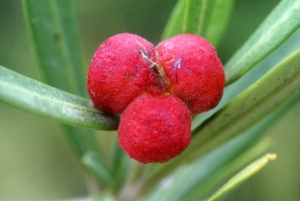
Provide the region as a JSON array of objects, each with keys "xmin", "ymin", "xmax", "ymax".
[
  {"xmin": 145, "ymin": 49, "xmax": 300, "ymax": 190},
  {"xmin": 201, "ymin": 0, "xmax": 235, "ymax": 46},
  {"xmin": 225, "ymin": 0, "xmax": 300, "ymax": 85},
  {"xmin": 207, "ymin": 154, "xmax": 277, "ymax": 201},
  {"xmin": 110, "ymin": 137, "xmax": 130, "ymax": 191},
  {"xmin": 192, "ymin": 28, "xmax": 300, "ymax": 132},
  {"xmin": 191, "ymin": 48, "xmax": 300, "ymax": 158},
  {"xmin": 82, "ymin": 151, "xmax": 114, "ymax": 188},
  {"xmin": 0, "ymin": 66, "xmax": 119, "ymax": 130},
  {"xmin": 142, "ymin": 127, "xmax": 271, "ymax": 201},
  {"xmin": 22, "ymin": 0, "xmax": 86, "ymax": 96},
  {"xmin": 22, "ymin": 0, "xmax": 104, "ymax": 169},
  {"xmin": 161, "ymin": 0, "xmax": 235, "ymax": 46}
]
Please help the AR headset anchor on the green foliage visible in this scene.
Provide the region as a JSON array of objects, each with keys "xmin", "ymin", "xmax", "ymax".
[
  {"xmin": 0, "ymin": 0, "xmax": 299, "ymax": 200},
  {"xmin": 142, "ymin": 131, "xmax": 272, "ymax": 201},
  {"xmin": 225, "ymin": 0, "xmax": 300, "ymax": 85},
  {"xmin": 23, "ymin": 0, "xmax": 86, "ymax": 96},
  {"xmin": 82, "ymin": 151, "xmax": 114, "ymax": 188},
  {"xmin": 0, "ymin": 66, "xmax": 119, "ymax": 130},
  {"xmin": 207, "ymin": 153, "xmax": 277, "ymax": 201},
  {"xmin": 22, "ymin": 0, "xmax": 102, "ymax": 162},
  {"xmin": 191, "ymin": 48, "xmax": 300, "ymax": 158},
  {"xmin": 161, "ymin": 0, "xmax": 235, "ymax": 46}
]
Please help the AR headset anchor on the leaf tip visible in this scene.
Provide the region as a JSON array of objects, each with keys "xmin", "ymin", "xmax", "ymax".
[{"xmin": 266, "ymin": 153, "xmax": 277, "ymax": 161}]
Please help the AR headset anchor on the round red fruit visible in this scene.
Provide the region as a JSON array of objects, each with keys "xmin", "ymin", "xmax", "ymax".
[
  {"xmin": 87, "ymin": 33, "xmax": 158, "ymax": 113},
  {"xmin": 118, "ymin": 93, "xmax": 192, "ymax": 163},
  {"xmin": 156, "ymin": 34, "xmax": 225, "ymax": 114}
]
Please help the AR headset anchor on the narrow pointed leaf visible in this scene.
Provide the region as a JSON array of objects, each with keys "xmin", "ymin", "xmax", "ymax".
[
  {"xmin": 142, "ymin": 127, "xmax": 270, "ymax": 201},
  {"xmin": 110, "ymin": 137, "xmax": 130, "ymax": 191},
  {"xmin": 225, "ymin": 0, "xmax": 300, "ymax": 85},
  {"xmin": 0, "ymin": 66, "xmax": 119, "ymax": 130},
  {"xmin": 161, "ymin": 0, "xmax": 235, "ymax": 46},
  {"xmin": 186, "ymin": 93, "xmax": 299, "ymax": 199},
  {"xmin": 190, "ymin": 48, "xmax": 300, "ymax": 158},
  {"xmin": 145, "ymin": 49, "xmax": 300, "ymax": 189},
  {"xmin": 207, "ymin": 154, "xmax": 277, "ymax": 201},
  {"xmin": 201, "ymin": 0, "xmax": 235, "ymax": 46},
  {"xmin": 22, "ymin": 0, "xmax": 103, "ymax": 166},
  {"xmin": 82, "ymin": 151, "xmax": 113, "ymax": 188},
  {"xmin": 196, "ymin": 92, "xmax": 300, "ymax": 197},
  {"xmin": 144, "ymin": 90, "xmax": 298, "ymax": 197},
  {"xmin": 161, "ymin": 0, "xmax": 186, "ymax": 40},
  {"xmin": 22, "ymin": 0, "xmax": 86, "ymax": 96},
  {"xmin": 192, "ymin": 28, "xmax": 300, "ymax": 132}
]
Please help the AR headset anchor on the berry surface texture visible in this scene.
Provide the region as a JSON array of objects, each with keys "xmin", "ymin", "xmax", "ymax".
[{"xmin": 87, "ymin": 33, "xmax": 225, "ymax": 163}]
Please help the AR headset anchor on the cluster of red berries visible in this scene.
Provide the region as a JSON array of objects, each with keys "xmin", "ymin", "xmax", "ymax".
[{"xmin": 87, "ymin": 33, "xmax": 225, "ymax": 163}]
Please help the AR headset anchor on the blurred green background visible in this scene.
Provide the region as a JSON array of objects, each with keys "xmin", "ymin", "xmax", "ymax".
[{"xmin": 0, "ymin": 0, "xmax": 299, "ymax": 200}]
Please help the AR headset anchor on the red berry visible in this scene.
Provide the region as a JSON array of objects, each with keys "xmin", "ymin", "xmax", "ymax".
[
  {"xmin": 87, "ymin": 33, "xmax": 159, "ymax": 113},
  {"xmin": 118, "ymin": 93, "xmax": 191, "ymax": 163},
  {"xmin": 87, "ymin": 33, "xmax": 225, "ymax": 163},
  {"xmin": 156, "ymin": 34, "xmax": 225, "ymax": 114},
  {"xmin": 87, "ymin": 33, "xmax": 224, "ymax": 114}
]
